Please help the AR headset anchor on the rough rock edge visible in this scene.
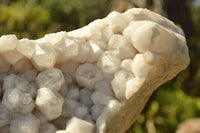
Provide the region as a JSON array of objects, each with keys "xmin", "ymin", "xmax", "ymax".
[{"xmin": 68, "ymin": 8, "xmax": 190, "ymax": 133}]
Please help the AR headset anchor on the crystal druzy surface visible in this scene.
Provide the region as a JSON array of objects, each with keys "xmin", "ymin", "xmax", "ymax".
[{"xmin": 0, "ymin": 8, "xmax": 189, "ymax": 133}]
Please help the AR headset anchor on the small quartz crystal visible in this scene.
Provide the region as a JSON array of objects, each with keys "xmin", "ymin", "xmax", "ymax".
[
  {"xmin": 76, "ymin": 63, "xmax": 103, "ymax": 90},
  {"xmin": 106, "ymin": 11, "xmax": 128, "ymax": 33},
  {"xmin": 2, "ymin": 88, "xmax": 35, "ymax": 114},
  {"xmin": 9, "ymin": 113, "xmax": 40, "ymax": 133},
  {"xmin": 32, "ymin": 43, "xmax": 57, "ymax": 70},
  {"xmin": 65, "ymin": 117, "xmax": 95, "ymax": 133},
  {"xmin": 108, "ymin": 34, "xmax": 136, "ymax": 59},
  {"xmin": 17, "ymin": 39, "xmax": 35, "ymax": 58},
  {"xmin": 97, "ymin": 51, "xmax": 121, "ymax": 74},
  {"xmin": 35, "ymin": 87, "xmax": 64, "ymax": 120},
  {"xmin": 36, "ymin": 68, "xmax": 64, "ymax": 92},
  {"xmin": 111, "ymin": 70, "xmax": 134, "ymax": 100},
  {"xmin": 55, "ymin": 37, "xmax": 80, "ymax": 63},
  {"xmin": 0, "ymin": 35, "xmax": 18, "ymax": 53},
  {"xmin": 3, "ymin": 50, "xmax": 24, "ymax": 65}
]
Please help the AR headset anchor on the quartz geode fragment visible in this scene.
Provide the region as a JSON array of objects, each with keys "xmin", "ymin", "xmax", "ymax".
[{"xmin": 0, "ymin": 8, "xmax": 189, "ymax": 133}]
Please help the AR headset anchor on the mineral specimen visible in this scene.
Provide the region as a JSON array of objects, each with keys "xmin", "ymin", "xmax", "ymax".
[{"xmin": 0, "ymin": 8, "xmax": 189, "ymax": 133}]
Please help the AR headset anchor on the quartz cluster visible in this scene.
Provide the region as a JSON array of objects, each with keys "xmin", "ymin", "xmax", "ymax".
[{"xmin": 0, "ymin": 8, "xmax": 189, "ymax": 133}]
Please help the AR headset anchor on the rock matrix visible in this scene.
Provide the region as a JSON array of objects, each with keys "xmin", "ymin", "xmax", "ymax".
[{"xmin": 0, "ymin": 8, "xmax": 189, "ymax": 133}]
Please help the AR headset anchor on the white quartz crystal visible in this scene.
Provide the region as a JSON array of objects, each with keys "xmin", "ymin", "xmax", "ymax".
[
  {"xmin": 9, "ymin": 113, "xmax": 40, "ymax": 133},
  {"xmin": 131, "ymin": 54, "xmax": 152, "ymax": 78},
  {"xmin": 35, "ymin": 87, "xmax": 64, "ymax": 120},
  {"xmin": 32, "ymin": 43, "xmax": 57, "ymax": 70},
  {"xmin": 0, "ymin": 35, "xmax": 18, "ymax": 53},
  {"xmin": 120, "ymin": 59, "xmax": 133, "ymax": 72},
  {"xmin": 106, "ymin": 11, "xmax": 128, "ymax": 33},
  {"xmin": 17, "ymin": 39, "xmax": 35, "ymax": 58},
  {"xmin": 19, "ymin": 93, "xmax": 35, "ymax": 114},
  {"xmin": 36, "ymin": 68, "xmax": 64, "ymax": 92},
  {"xmin": 3, "ymin": 50, "xmax": 24, "ymax": 65},
  {"xmin": 76, "ymin": 63, "xmax": 103, "ymax": 90},
  {"xmin": 68, "ymin": 20, "xmax": 102, "ymax": 40},
  {"xmin": 88, "ymin": 42, "xmax": 103, "ymax": 62},
  {"xmin": 0, "ymin": 8, "xmax": 189, "ymax": 133},
  {"xmin": 2, "ymin": 88, "xmax": 35, "ymax": 114},
  {"xmin": 65, "ymin": 117, "xmax": 95, "ymax": 133},
  {"xmin": 101, "ymin": 26, "xmax": 113, "ymax": 43},
  {"xmin": 126, "ymin": 78, "xmax": 145, "ymax": 99},
  {"xmin": 96, "ymin": 100, "xmax": 121, "ymax": 133},
  {"xmin": 97, "ymin": 51, "xmax": 121, "ymax": 74},
  {"xmin": 108, "ymin": 34, "xmax": 136, "ymax": 59},
  {"xmin": 89, "ymin": 40, "xmax": 107, "ymax": 51},
  {"xmin": 44, "ymin": 31, "xmax": 68, "ymax": 46},
  {"xmin": 123, "ymin": 21, "xmax": 145, "ymax": 42},
  {"xmin": 55, "ymin": 37, "xmax": 80, "ymax": 63},
  {"xmin": 111, "ymin": 70, "xmax": 134, "ymax": 100},
  {"xmin": 96, "ymin": 115, "xmax": 107, "ymax": 133},
  {"xmin": 73, "ymin": 40, "xmax": 91, "ymax": 63},
  {"xmin": 101, "ymin": 100, "xmax": 121, "ymax": 118}
]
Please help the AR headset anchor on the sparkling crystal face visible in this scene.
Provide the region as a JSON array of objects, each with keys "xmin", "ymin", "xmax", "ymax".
[{"xmin": 0, "ymin": 8, "xmax": 189, "ymax": 133}]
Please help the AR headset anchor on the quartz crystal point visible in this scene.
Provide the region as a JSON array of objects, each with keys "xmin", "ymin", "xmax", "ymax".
[
  {"xmin": 65, "ymin": 117, "xmax": 95, "ymax": 133},
  {"xmin": 35, "ymin": 87, "xmax": 64, "ymax": 121},
  {"xmin": 0, "ymin": 8, "xmax": 189, "ymax": 133},
  {"xmin": 9, "ymin": 113, "xmax": 40, "ymax": 133},
  {"xmin": 36, "ymin": 68, "xmax": 65, "ymax": 92}
]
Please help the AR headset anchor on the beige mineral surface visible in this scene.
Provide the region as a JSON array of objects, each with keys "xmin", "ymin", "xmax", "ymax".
[
  {"xmin": 0, "ymin": 8, "xmax": 189, "ymax": 133},
  {"xmin": 176, "ymin": 118, "xmax": 200, "ymax": 133}
]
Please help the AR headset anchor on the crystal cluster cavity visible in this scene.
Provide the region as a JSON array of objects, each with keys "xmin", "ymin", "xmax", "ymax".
[{"xmin": 0, "ymin": 8, "xmax": 189, "ymax": 133}]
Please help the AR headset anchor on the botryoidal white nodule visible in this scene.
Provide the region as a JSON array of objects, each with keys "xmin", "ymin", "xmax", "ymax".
[{"xmin": 0, "ymin": 8, "xmax": 189, "ymax": 133}]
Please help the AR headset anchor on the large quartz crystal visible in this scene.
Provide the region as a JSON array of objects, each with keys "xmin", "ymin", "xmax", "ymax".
[{"xmin": 0, "ymin": 8, "xmax": 189, "ymax": 133}]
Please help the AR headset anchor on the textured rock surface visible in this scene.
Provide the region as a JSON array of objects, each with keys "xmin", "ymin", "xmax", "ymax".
[{"xmin": 0, "ymin": 8, "xmax": 189, "ymax": 133}]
